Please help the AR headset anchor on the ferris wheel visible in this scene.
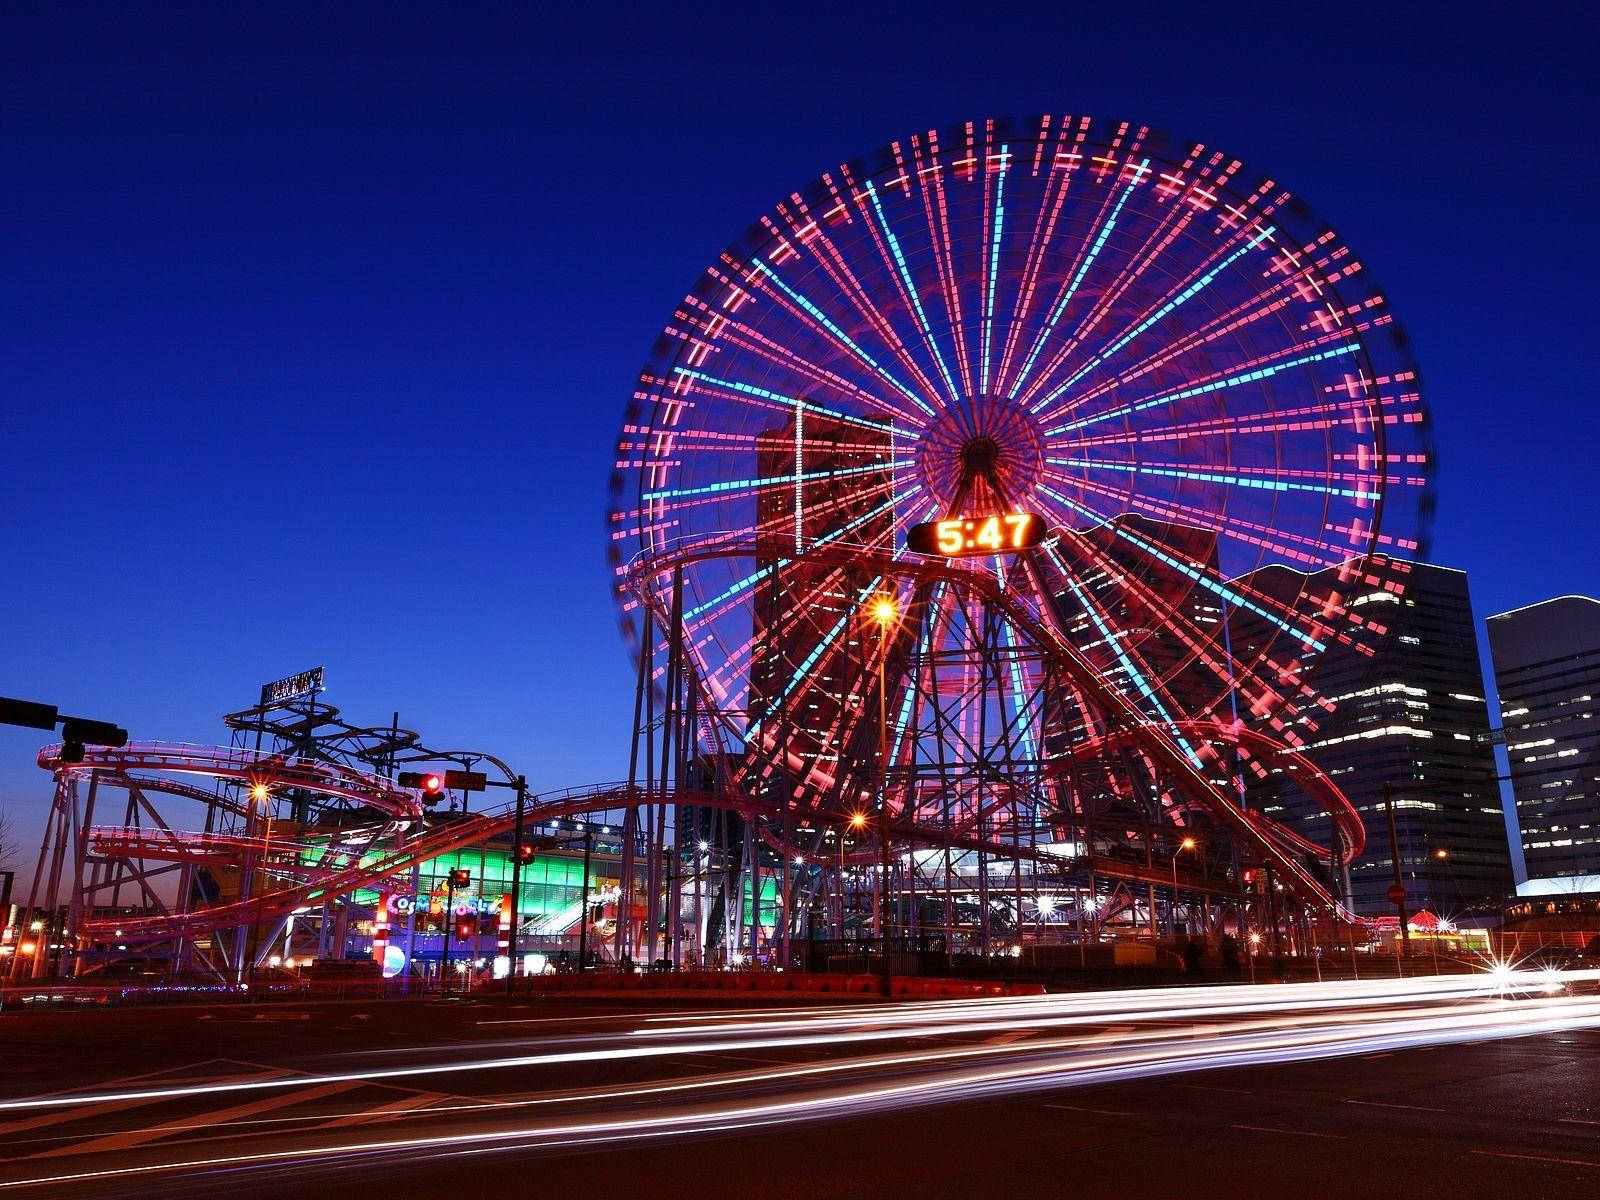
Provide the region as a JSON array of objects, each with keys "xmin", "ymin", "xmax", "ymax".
[{"xmin": 607, "ymin": 115, "xmax": 1431, "ymax": 884}]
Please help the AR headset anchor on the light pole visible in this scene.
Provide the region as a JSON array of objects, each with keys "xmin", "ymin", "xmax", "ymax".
[
  {"xmin": 1170, "ymin": 836, "xmax": 1196, "ymax": 936},
  {"xmin": 867, "ymin": 593, "xmax": 900, "ymax": 999},
  {"xmin": 843, "ymin": 812, "xmax": 867, "ymax": 940}
]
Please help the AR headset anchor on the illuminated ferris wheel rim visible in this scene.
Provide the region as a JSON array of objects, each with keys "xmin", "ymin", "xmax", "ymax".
[{"xmin": 608, "ymin": 113, "xmax": 1433, "ymax": 746}]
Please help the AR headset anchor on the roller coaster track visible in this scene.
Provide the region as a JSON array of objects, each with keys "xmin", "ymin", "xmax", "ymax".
[{"xmin": 39, "ymin": 741, "xmax": 424, "ymax": 820}]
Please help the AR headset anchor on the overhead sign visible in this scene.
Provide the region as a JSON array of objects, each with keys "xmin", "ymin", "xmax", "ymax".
[
  {"xmin": 905, "ymin": 512, "xmax": 1047, "ymax": 558},
  {"xmin": 260, "ymin": 667, "xmax": 326, "ymax": 707}
]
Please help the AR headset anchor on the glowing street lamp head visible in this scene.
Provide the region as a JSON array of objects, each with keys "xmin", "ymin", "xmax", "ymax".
[
  {"xmin": 849, "ymin": 812, "xmax": 868, "ymax": 830},
  {"xmin": 249, "ymin": 782, "xmax": 269, "ymax": 803},
  {"xmin": 1434, "ymin": 847, "xmax": 1449, "ymax": 860},
  {"xmin": 867, "ymin": 594, "xmax": 900, "ymax": 628},
  {"xmin": 1036, "ymin": 896, "xmax": 1057, "ymax": 917},
  {"xmin": 1181, "ymin": 837, "xmax": 1197, "ymax": 851}
]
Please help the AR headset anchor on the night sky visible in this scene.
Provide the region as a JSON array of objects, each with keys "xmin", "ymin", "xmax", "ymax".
[{"xmin": 3, "ymin": 4, "xmax": 1596, "ymax": 872}]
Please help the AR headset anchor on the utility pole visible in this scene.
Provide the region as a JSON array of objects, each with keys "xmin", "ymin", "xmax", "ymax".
[
  {"xmin": 504, "ymin": 774, "xmax": 527, "ymax": 996},
  {"xmin": 577, "ymin": 828, "xmax": 594, "ymax": 974},
  {"xmin": 1382, "ymin": 781, "xmax": 1412, "ymax": 964}
]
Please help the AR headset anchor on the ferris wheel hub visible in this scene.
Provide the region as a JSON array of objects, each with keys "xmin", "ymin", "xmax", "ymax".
[{"xmin": 914, "ymin": 393, "xmax": 1046, "ymax": 511}]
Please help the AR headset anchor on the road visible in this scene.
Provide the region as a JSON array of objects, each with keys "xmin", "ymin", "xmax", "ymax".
[{"xmin": 2, "ymin": 970, "xmax": 1599, "ymax": 1198}]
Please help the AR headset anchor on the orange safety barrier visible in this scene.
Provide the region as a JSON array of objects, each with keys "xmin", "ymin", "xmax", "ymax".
[{"xmin": 519, "ymin": 971, "xmax": 1045, "ymax": 998}]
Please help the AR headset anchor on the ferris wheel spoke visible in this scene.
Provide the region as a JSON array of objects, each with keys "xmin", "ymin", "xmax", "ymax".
[
  {"xmin": 1024, "ymin": 222, "xmax": 1279, "ymax": 417},
  {"xmin": 1004, "ymin": 158, "xmax": 1151, "ymax": 402},
  {"xmin": 767, "ymin": 194, "xmax": 955, "ymax": 416},
  {"xmin": 978, "ymin": 147, "xmax": 1010, "ymax": 394},
  {"xmin": 1042, "ymin": 340, "xmax": 1362, "ymax": 437},
  {"xmin": 671, "ymin": 337, "xmax": 913, "ymax": 432},
  {"xmin": 855, "ymin": 180, "xmax": 963, "ymax": 406},
  {"xmin": 993, "ymin": 133, "xmax": 1082, "ymax": 392},
  {"xmin": 1004, "ymin": 161, "xmax": 1222, "ymax": 407},
  {"xmin": 1037, "ymin": 471, "xmax": 1349, "ymax": 570},
  {"xmin": 913, "ymin": 142, "xmax": 977, "ymax": 399},
  {"xmin": 1061, "ymin": 395, "xmax": 1380, "ymax": 451},
  {"xmin": 742, "ymin": 258, "xmax": 936, "ymax": 420}
]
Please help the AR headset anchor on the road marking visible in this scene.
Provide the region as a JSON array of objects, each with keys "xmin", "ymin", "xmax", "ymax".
[
  {"xmin": 0, "ymin": 1065, "xmax": 289, "ymax": 1141},
  {"xmin": 1230, "ymin": 1123, "xmax": 1345, "ymax": 1140},
  {"xmin": 1343, "ymin": 1099, "xmax": 1445, "ymax": 1112},
  {"xmin": 1361, "ymin": 1052, "xmax": 1393, "ymax": 1059},
  {"xmin": 1173, "ymin": 1082, "xmax": 1254, "ymax": 1094},
  {"xmin": 707, "ymin": 1053, "xmax": 794, "ymax": 1066},
  {"xmin": 1473, "ymin": 1148, "xmax": 1600, "ymax": 1169},
  {"xmin": 30, "ymin": 1080, "xmax": 360, "ymax": 1159},
  {"xmin": 318, "ymin": 1092, "xmax": 445, "ymax": 1128},
  {"xmin": 1040, "ymin": 1102, "xmax": 1136, "ymax": 1118}
]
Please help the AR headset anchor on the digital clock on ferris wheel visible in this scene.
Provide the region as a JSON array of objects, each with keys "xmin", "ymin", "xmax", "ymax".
[{"xmin": 905, "ymin": 512, "xmax": 1047, "ymax": 558}]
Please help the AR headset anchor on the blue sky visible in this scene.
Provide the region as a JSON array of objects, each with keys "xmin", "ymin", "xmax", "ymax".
[{"xmin": 2, "ymin": 3, "xmax": 1596, "ymax": 872}]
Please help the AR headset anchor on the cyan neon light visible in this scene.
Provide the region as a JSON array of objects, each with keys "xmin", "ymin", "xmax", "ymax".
[
  {"xmin": 672, "ymin": 369, "xmax": 896, "ymax": 435},
  {"xmin": 980, "ymin": 153, "xmax": 1009, "ymax": 393},
  {"xmin": 683, "ymin": 484, "xmax": 922, "ymax": 621},
  {"xmin": 889, "ymin": 581, "xmax": 945, "ymax": 767},
  {"xmin": 1043, "ymin": 455, "xmax": 1376, "ymax": 501},
  {"xmin": 1046, "ymin": 342, "xmax": 1360, "ymax": 435},
  {"xmin": 1032, "ymin": 227, "xmax": 1276, "ymax": 413},
  {"xmin": 749, "ymin": 260, "xmax": 935, "ymax": 417},
  {"xmin": 1038, "ymin": 484, "xmax": 1327, "ymax": 652},
  {"xmin": 1048, "ymin": 543, "xmax": 1200, "ymax": 764},
  {"xmin": 644, "ymin": 456, "xmax": 913, "ymax": 502},
  {"xmin": 1007, "ymin": 159, "xmax": 1149, "ymax": 400},
  {"xmin": 746, "ymin": 574, "xmax": 885, "ymax": 740},
  {"xmin": 1001, "ymin": 619, "xmax": 1038, "ymax": 763},
  {"xmin": 864, "ymin": 182, "xmax": 959, "ymax": 404}
]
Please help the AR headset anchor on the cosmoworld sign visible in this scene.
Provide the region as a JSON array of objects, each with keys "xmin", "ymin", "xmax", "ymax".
[{"xmin": 260, "ymin": 666, "xmax": 326, "ymax": 706}]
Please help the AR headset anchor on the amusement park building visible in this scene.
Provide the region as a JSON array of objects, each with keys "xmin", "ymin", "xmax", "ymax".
[
  {"xmin": 1238, "ymin": 560, "xmax": 1513, "ymax": 915},
  {"xmin": 1488, "ymin": 595, "xmax": 1600, "ymax": 883}
]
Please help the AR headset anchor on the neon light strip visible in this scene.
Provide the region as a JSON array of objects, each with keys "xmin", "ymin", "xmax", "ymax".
[
  {"xmin": 1029, "ymin": 227, "xmax": 1276, "ymax": 416},
  {"xmin": 980, "ymin": 151, "xmax": 1008, "ymax": 392},
  {"xmin": 1046, "ymin": 343, "xmax": 1360, "ymax": 435},
  {"xmin": 746, "ymin": 574, "xmax": 886, "ymax": 740},
  {"xmin": 643, "ymin": 457, "xmax": 912, "ymax": 503},
  {"xmin": 863, "ymin": 181, "xmax": 960, "ymax": 404},
  {"xmin": 1039, "ymin": 485, "xmax": 1327, "ymax": 652},
  {"xmin": 1046, "ymin": 543, "xmax": 1199, "ymax": 763},
  {"xmin": 748, "ymin": 261, "xmax": 935, "ymax": 417},
  {"xmin": 683, "ymin": 485, "xmax": 921, "ymax": 621},
  {"xmin": 672, "ymin": 369, "xmax": 896, "ymax": 434},
  {"xmin": 1007, "ymin": 159, "xmax": 1149, "ymax": 400}
]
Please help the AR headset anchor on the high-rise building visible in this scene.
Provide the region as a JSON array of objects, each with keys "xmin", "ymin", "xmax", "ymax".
[
  {"xmin": 747, "ymin": 410, "xmax": 893, "ymax": 809},
  {"xmin": 1487, "ymin": 595, "xmax": 1600, "ymax": 883},
  {"xmin": 1236, "ymin": 560, "xmax": 1512, "ymax": 914}
]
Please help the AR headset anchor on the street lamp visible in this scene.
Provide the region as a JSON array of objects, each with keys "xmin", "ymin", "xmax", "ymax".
[
  {"xmin": 866, "ymin": 593, "xmax": 899, "ymax": 998},
  {"xmin": 1170, "ymin": 837, "xmax": 1197, "ymax": 936}
]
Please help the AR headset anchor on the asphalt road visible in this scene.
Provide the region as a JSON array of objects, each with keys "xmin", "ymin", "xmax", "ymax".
[{"xmin": 2, "ymin": 976, "xmax": 1598, "ymax": 1199}]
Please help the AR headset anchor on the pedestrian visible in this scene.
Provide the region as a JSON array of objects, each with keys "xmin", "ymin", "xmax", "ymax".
[{"xmin": 1219, "ymin": 932, "xmax": 1241, "ymax": 973}]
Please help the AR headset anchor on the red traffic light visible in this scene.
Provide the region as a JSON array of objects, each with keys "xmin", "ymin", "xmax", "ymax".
[
  {"xmin": 398, "ymin": 771, "xmax": 445, "ymax": 794},
  {"xmin": 454, "ymin": 917, "xmax": 476, "ymax": 940}
]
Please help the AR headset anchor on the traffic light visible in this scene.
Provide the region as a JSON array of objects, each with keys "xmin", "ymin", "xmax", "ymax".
[
  {"xmin": 398, "ymin": 770, "xmax": 445, "ymax": 795},
  {"xmin": 454, "ymin": 916, "xmax": 476, "ymax": 941},
  {"xmin": 448, "ymin": 867, "xmax": 471, "ymax": 889},
  {"xmin": 515, "ymin": 843, "xmax": 536, "ymax": 864}
]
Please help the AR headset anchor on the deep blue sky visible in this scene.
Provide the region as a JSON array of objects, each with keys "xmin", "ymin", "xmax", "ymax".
[{"xmin": 3, "ymin": 3, "xmax": 1597, "ymax": 870}]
